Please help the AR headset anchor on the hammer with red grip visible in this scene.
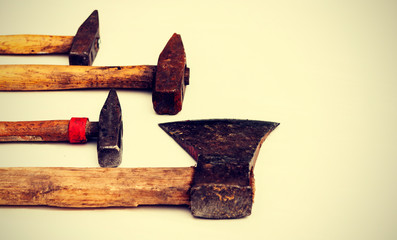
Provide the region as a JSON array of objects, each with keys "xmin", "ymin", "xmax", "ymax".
[{"xmin": 0, "ymin": 89, "xmax": 122, "ymax": 168}]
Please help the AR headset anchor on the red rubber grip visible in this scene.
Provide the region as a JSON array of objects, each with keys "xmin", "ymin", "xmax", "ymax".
[{"xmin": 68, "ymin": 117, "xmax": 88, "ymax": 143}]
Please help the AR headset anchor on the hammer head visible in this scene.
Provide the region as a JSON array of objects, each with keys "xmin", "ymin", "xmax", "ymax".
[
  {"xmin": 98, "ymin": 89, "xmax": 123, "ymax": 168},
  {"xmin": 153, "ymin": 33, "xmax": 189, "ymax": 115},
  {"xmin": 69, "ymin": 10, "xmax": 100, "ymax": 66},
  {"xmin": 159, "ymin": 119, "xmax": 279, "ymax": 219}
]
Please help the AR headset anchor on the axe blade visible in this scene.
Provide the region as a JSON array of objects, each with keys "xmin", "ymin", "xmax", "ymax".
[
  {"xmin": 98, "ymin": 89, "xmax": 123, "ymax": 168},
  {"xmin": 159, "ymin": 119, "xmax": 279, "ymax": 219}
]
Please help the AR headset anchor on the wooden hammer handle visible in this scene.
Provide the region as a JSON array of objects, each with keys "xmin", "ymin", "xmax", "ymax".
[
  {"xmin": 0, "ymin": 35, "xmax": 74, "ymax": 54},
  {"xmin": 0, "ymin": 119, "xmax": 97, "ymax": 142},
  {"xmin": 0, "ymin": 65, "xmax": 156, "ymax": 91},
  {"xmin": 0, "ymin": 167, "xmax": 194, "ymax": 207},
  {"xmin": 0, "ymin": 120, "xmax": 70, "ymax": 142}
]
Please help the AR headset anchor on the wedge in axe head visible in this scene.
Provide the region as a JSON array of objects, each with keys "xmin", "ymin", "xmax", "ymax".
[
  {"xmin": 0, "ymin": 119, "xmax": 278, "ymax": 219},
  {"xmin": 0, "ymin": 10, "xmax": 100, "ymax": 66},
  {"xmin": 0, "ymin": 33, "xmax": 189, "ymax": 115},
  {"xmin": 0, "ymin": 89, "xmax": 122, "ymax": 167}
]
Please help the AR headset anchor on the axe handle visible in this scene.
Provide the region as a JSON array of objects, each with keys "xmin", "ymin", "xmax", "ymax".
[
  {"xmin": 0, "ymin": 120, "xmax": 70, "ymax": 142},
  {"xmin": 0, "ymin": 65, "xmax": 155, "ymax": 90},
  {"xmin": 0, "ymin": 167, "xmax": 194, "ymax": 207},
  {"xmin": 0, "ymin": 35, "xmax": 74, "ymax": 54}
]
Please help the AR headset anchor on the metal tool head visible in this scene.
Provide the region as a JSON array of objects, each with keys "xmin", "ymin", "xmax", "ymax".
[
  {"xmin": 98, "ymin": 89, "xmax": 123, "ymax": 167},
  {"xmin": 69, "ymin": 10, "xmax": 100, "ymax": 66},
  {"xmin": 153, "ymin": 33, "xmax": 189, "ymax": 115},
  {"xmin": 159, "ymin": 119, "xmax": 279, "ymax": 219}
]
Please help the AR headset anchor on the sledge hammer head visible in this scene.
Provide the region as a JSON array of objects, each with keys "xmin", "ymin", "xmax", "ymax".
[
  {"xmin": 160, "ymin": 119, "xmax": 279, "ymax": 219},
  {"xmin": 69, "ymin": 10, "xmax": 100, "ymax": 66},
  {"xmin": 97, "ymin": 89, "xmax": 123, "ymax": 167},
  {"xmin": 153, "ymin": 33, "xmax": 189, "ymax": 115}
]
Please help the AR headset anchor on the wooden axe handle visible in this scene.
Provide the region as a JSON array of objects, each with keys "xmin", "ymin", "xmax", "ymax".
[
  {"xmin": 0, "ymin": 65, "xmax": 155, "ymax": 90},
  {"xmin": 0, "ymin": 35, "xmax": 74, "ymax": 54},
  {"xmin": 0, "ymin": 167, "xmax": 194, "ymax": 207},
  {"xmin": 0, "ymin": 120, "xmax": 70, "ymax": 142}
]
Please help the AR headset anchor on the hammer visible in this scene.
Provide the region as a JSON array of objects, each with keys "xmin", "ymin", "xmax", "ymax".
[
  {"xmin": 0, "ymin": 89, "xmax": 123, "ymax": 168},
  {"xmin": 0, "ymin": 10, "xmax": 99, "ymax": 66},
  {"xmin": 0, "ymin": 33, "xmax": 189, "ymax": 115},
  {"xmin": 0, "ymin": 119, "xmax": 279, "ymax": 219}
]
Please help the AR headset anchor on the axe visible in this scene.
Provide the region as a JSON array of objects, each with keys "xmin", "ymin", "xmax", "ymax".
[
  {"xmin": 0, "ymin": 119, "xmax": 279, "ymax": 219},
  {"xmin": 0, "ymin": 89, "xmax": 123, "ymax": 168},
  {"xmin": 0, "ymin": 10, "xmax": 100, "ymax": 66},
  {"xmin": 0, "ymin": 33, "xmax": 189, "ymax": 115}
]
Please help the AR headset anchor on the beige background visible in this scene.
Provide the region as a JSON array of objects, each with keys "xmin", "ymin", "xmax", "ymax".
[{"xmin": 0, "ymin": 0, "xmax": 396, "ymax": 239}]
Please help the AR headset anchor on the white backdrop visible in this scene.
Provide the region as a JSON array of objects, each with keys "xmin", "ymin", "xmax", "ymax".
[{"xmin": 0, "ymin": 1, "xmax": 396, "ymax": 239}]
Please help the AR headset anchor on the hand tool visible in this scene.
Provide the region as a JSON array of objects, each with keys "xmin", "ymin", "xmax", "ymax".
[
  {"xmin": 0, "ymin": 89, "xmax": 122, "ymax": 168},
  {"xmin": 0, "ymin": 10, "xmax": 99, "ymax": 66},
  {"xmin": 0, "ymin": 33, "xmax": 189, "ymax": 115},
  {"xmin": 0, "ymin": 119, "xmax": 279, "ymax": 219}
]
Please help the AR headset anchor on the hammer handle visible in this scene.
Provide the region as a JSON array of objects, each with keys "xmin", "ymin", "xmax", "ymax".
[
  {"xmin": 0, "ymin": 119, "xmax": 98, "ymax": 142},
  {"xmin": 0, "ymin": 35, "xmax": 74, "ymax": 54},
  {"xmin": 0, "ymin": 65, "xmax": 155, "ymax": 90},
  {"xmin": 0, "ymin": 167, "xmax": 194, "ymax": 207},
  {"xmin": 0, "ymin": 120, "xmax": 70, "ymax": 142}
]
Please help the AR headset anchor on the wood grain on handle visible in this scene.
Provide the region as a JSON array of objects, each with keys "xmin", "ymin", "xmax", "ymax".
[
  {"xmin": 0, "ymin": 65, "xmax": 156, "ymax": 90},
  {"xmin": 0, "ymin": 35, "xmax": 74, "ymax": 54},
  {"xmin": 0, "ymin": 167, "xmax": 194, "ymax": 207},
  {"xmin": 0, "ymin": 120, "xmax": 70, "ymax": 142}
]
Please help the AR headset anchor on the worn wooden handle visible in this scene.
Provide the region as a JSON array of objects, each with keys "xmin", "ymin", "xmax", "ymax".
[
  {"xmin": 0, "ymin": 119, "xmax": 98, "ymax": 143},
  {"xmin": 0, "ymin": 65, "xmax": 156, "ymax": 90},
  {"xmin": 0, "ymin": 120, "xmax": 70, "ymax": 142},
  {"xmin": 0, "ymin": 35, "xmax": 74, "ymax": 54},
  {"xmin": 0, "ymin": 167, "xmax": 194, "ymax": 207}
]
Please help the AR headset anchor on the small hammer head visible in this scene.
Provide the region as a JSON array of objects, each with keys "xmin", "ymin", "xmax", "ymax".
[
  {"xmin": 69, "ymin": 10, "xmax": 100, "ymax": 66},
  {"xmin": 98, "ymin": 89, "xmax": 123, "ymax": 168},
  {"xmin": 153, "ymin": 33, "xmax": 189, "ymax": 115},
  {"xmin": 159, "ymin": 119, "xmax": 279, "ymax": 219}
]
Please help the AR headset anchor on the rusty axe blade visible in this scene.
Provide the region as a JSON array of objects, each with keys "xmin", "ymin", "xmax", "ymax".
[
  {"xmin": 159, "ymin": 119, "xmax": 279, "ymax": 219},
  {"xmin": 97, "ymin": 89, "xmax": 123, "ymax": 168}
]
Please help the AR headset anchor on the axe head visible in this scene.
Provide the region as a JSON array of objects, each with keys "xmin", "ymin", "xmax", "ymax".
[
  {"xmin": 69, "ymin": 10, "xmax": 100, "ymax": 66},
  {"xmin": 159, "ymin": 119, "xmax": 279, "ymax": 219},
  {"xmin": 98, "ymin": 89, "xmax": 123, "ymax": 168},
  {"xmin": 153, "ymin": 33, "xmax": 189, "ymax": 115}
]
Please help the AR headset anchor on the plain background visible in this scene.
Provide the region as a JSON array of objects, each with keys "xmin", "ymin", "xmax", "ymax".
[{"xmin": 0, "ymin": 0, "xmax": 396, "ymax": 239}]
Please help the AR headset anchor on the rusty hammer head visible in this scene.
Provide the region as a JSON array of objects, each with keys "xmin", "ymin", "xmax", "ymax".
[
  {"xmin": 69, "ymin": 10, "xmax": 100, "ymax": 66},
  {"xmin": 152, "ymin": 33, "xmax": 189, "ymax": 115},
  {"xmin": 96, "ymin": 89, "xmax": 123, "ymax": 167},
  {"xmin": 159, "ymin": 119, "xmax": 279, "ymax": 219}
]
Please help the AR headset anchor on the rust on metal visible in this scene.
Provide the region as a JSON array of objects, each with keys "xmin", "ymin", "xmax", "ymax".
[
  {"xmin": 69, "ymin": 10, "xmax": 100, "ymax": 66},
  {"xmin": 159, "ymin": 119, "xmax": 279, "ymax": 218},
  {"xmin": 153, "ymin": 33, "xmax": 189, "ymax": 115}
]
